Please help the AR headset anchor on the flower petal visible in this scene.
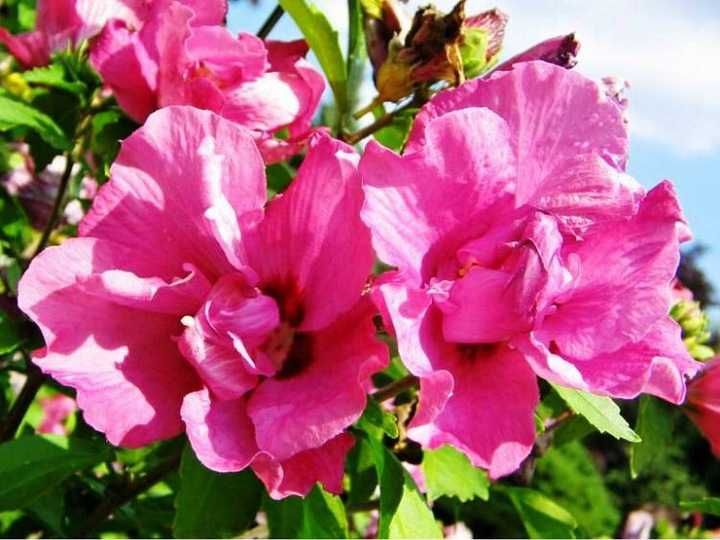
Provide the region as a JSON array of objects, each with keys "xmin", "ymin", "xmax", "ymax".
[
  {"xmin": 247, "ymin": 299, "xmax": 387, "ymax": 461},
  {"xmin": 360, "ymin": 107, "xmax": 515, "ymax": 283},
  {"xmin": 408, "ymin": 62, "xmax": 630, "ymax": 226},
  {"xmin": 517, "ymin": 318, "xmax": 700, "ymax": 404},
  {"xmin": 80, "ymin": 106, "xmax": 266, "ymax": 281},
  {"xmin": 181, "ymin": 389, "xmax": 260, "ymax": 472},
  {"xmin": 18, "ymin": 238, "xmax": 199, "ymax": 447},
  {"xmin": 536, "ymin": 182, "xmax": 686, "ymax": 359},
  {"xmin": 252, "ymin": 433, "xmax": 355, "ymax": 499},
  {"xmin": 408, "ymin": 334, "xmax": 539, "ymax": 479},
  {"xmin": 247, "ymin": 134, "xmax": 372, "ymax": 331}
]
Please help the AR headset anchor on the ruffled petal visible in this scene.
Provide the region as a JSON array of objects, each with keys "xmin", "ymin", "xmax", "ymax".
[
  {"xmin": 517, "ymin": 318, "xmax": 700, "ymax": 404},
  {"xmin": 90, "ymin": 20, "xmax": 157, "ymax": 123},
  {"xmin": 80, "ymin": 106, "xmax": 266, "ymax": 281},
  {"xmin": 247, "ymin": 134, "xmax": 372, "ymax": 331},
  {"xmin": 535, "ymin": 182, "xmax": 686, "ymax": 359},
  {"xmin": 360, "ymin": 108, "xmax": 515, "ymax": 283},
  {"xmin": 247, "ymin": 299, "xmax": 387, "ymax": 460},
  {"xmin": 18, "ymin": 238, "xmax": 199, "ymax": 447},
  {"xmin": 408, "ymin": 62, "xmax": 630, "ymax": 228},
  {"xmin": 407, "ymin": 324, "xmax": 539, "ymax": 479},
  {"xmin": 181, "ymin": 389, "xmax": 260, "ymax": 472},
  {"xmin": 252, "ymin": 433, "xmax": 355, "ymax": 499}
]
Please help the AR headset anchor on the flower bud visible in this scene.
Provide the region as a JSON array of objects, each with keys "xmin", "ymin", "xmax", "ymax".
[
  {"xmin": 495, "ymin": 33, "xmax": 580, "ymax": 72},
  {"xmin": 358, "ymin": 0, "xmax": 508, "ymax": 116},
  {"xmin": 671, "ymin": 299, "xmax": 713, "ymax": 361}
]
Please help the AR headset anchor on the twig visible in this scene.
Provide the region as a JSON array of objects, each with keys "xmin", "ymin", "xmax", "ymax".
[
  {"xmin": 372, "ymin": 375, "xmax": 419, "ymax": 402},
  {"xmin": 343, "ymin": 97, "xmax": 425, "ymax": 145},
  {"xmin": 30, "ymin": 153, "xmax": 74, "ymax": 259},
  {"xmin": 513, "ymin": 411, "xmax": 575, "ymax": 485},
  {"xmin": 75, "ymin": 449, "xmax": 183, "ymax": 537},
  {"xmin": 343, "ymin": 111, "xmax": 397, "ymax": 145},
  {"xmin": 257, "ymin": 5, "xmax": 285, "ymax": 39},
  {"xmin": 0, "ymin": 363, "xmax": 44, "ymax": 442}
]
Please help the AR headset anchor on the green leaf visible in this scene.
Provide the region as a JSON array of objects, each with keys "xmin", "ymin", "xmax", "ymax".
[
  {"xmin": 357, "ymin": 398, "xmax": 399, "ymax": 438},
  {"xmin": 344, "ymin": 0, "xmax": 367, "ymax": 129},
  {"xmin": 266, "ymin": 162, "xmax": 294, "ymax": 197},
  {"xmin": 0, "ymin": 435, "xmax": 112, "ymax": 511},
  {"xmin": 679, "ymin": 497, "xmax": 720, "ymax": 516},
  {"xmin": 501, "ymin": 486, "xmax": 578, "ymax": 539},
  {"xmin": 630, "ymin": 395, "xmax": 675, "ymax": 478},
  {"xmin": 173, "ymin": 446, "xmax": 262, "ymax": 538},
  {"xmin": 534, "ymin": 442, "xmax": 621, "ymax": 537},
  {"xmin": 264, "ymin": 484, "xmax": 348, "ymax": 538},
  {"xmin": 0, "ymin": 94, "xmax": 71, "ymax": 150},
  {"xmin": 0, "ymin": 186, "xmax": 31, "ymax": 250},
  {"xmin": 346, "ymin": 436, "xmax": 378, "ymax": 506},
  {"xmin": 422, "ymin": 445, "xmax": 489, "ymax": 502},
  {"xmin": 552, "ymin": 384, "xmax": 640, "ymax": 442},
  {"xmin": 279, "ymin": 0, "xmax": 348, "ymax": 114},
  {"xmin": 364, "ymin": 433, "xmax": 442, "ymax": 539},
  {"xmin": 373, "ymin": 106, "xmax": 416, "ymax": 152},
  {"xmin": 0, "ymin": 311, "xmax": 24, "ymax": 355},
  {"xmin": 22, "ymin": 64, "xmax": 87, "ymax": 97}
]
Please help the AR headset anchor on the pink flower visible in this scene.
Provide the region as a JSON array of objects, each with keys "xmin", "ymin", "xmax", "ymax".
[
  {"xmin": 686, "ymin": 359, "xmax": 720, "ymax": 456},
  {"xmin": 18, "ymin": 106, "xmax": 387, "ymax": 498},
  {"xmin": 360, "ymin": 61, "xmax": 699, "ymax": 478},
  {"xmin": 90, "ymin": 2, "xmax": 324, "ymax": 163},
  {"xmin": 0, "ymin": 0, "xmax": 163, "ymax": 67},
  {"xmin": 37, "ymin": 394, "xmax": 76, "ymax": 435}
]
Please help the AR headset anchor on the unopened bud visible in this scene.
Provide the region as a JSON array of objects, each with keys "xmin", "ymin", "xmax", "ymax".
[
  {"xmin": 672, "ymin": 299, "xmax": 713, "ymax": 361},
  {"xmin": 495, "ymin": 33, "xmax": 580, "ymax": 72}
]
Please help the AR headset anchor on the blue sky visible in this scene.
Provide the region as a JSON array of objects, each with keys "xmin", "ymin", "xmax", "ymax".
[{"xmin": 229, "ymin": 1, "xmax": 720, "ymax": 318}]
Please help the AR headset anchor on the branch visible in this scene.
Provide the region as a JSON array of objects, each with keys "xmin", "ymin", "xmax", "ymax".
[
  {"xmin": 0, "ymin": 363, "xmax": 45, "ymax": 442},
  {"xmin": 371, "ymin": 375, "xmax": 419, "ymax": 402},
  {"xmin": 257, "ymin": 5, "xmax": 285, "ymax": 39},
  {"xmin": 30, "ymin": 153, "xmax": 74, "ymax": 259},
  {"xmin": 75, "ymin": 449, "xmax": 183, "ymax": 537}
]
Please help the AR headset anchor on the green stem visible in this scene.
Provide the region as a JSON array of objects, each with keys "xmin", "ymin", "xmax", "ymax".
[
  {"xmin": 0, "ymin": 363, "xmax": 44, "ymax": 442},
  {"xmin": 372, "ymin": 375, "xmax": 419, "ymax": 402},
  {"xmin": 257, "ymin": 5, "xmax": 285, "ymax": 39},
  {"xmin": 30, "ymin": 153, "xmax": 74, "ymax": 259},
  {"xmin": 75, "ymin": 448, "xmax": 183, "ymax": 537}
]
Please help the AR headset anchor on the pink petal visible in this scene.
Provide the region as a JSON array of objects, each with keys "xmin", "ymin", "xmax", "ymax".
[
  {"xmin": 181, "ymin": 389, "xmax": 261, "ymax": 472},
  {"xmin": 37, "ymin": 394, "xmax": 76, "ymax": 435},
  {"xmin": 535, "ymin": 182, "xmax": 686, "ymax": 359},
  {"xmin": 408, "ymin": 62, "xmax": 630, "ymax": 223},
  {"xmin": 185, "ymin": 28, "xmax": 267, "ymax": 85},
  {"xmin": 360, "ymin": 108, "xmax": 515, "ymax": 283},
  {"xmin": 408, "ymin": 315, "xmax": 538, "ymax": 479},
  {"xmin": 517, "ymin": 318, "xmax": 700, "ymax": 404},
  {"xmin": 18, "ymin": 238, "xmax": 199, "ymax": 447},
  {"xmin": 247, "ymin": 299, "xmax": 387, "ymax": 460},
  {"xmin": 179, "ymin": 274, "xmax": 280, "ymax": 399},
  {"xmin": 35, "ymin": 0, "xmax": 81, "ymax": 49},
  {"xmin": 90, "ymin": 20, "xmax": 157, "ymax": 122},
  {"xmin": 687, "ymin": 360, "xmax": 720, "ymax": 456},
  {"xmin": 247, "ymin": 134, "xmax": 373, "ymax": 331},
  {"xmin": 80, "ymin": 106, "xmax": 266, "ymax": 282},
  {"xmin": 442, "ymin": 212, "xmax": 567, "ymax": 343},
  {"xmin": 0, "ymin": 29, "xmax": 50, "ymax": 67},
  {"xmin": 252, "ymin": 433, "xmax": 355, "ymax": 499}
]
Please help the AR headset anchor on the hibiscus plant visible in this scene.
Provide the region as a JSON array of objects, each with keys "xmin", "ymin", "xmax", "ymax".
[{"xmin": 0, "ymin": 0, "xmax": 718, "ymax": 538}]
